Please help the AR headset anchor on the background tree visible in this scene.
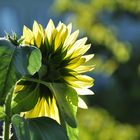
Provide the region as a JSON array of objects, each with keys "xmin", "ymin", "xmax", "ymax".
[{"xmin": 53, "ymin": 0, "xmax": 140, "ymax": 124}]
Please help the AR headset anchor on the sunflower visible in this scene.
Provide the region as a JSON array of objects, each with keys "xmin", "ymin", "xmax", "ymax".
[{"xmin": 20, "ymin": 19, "xmax": 94, "ymax": 122}]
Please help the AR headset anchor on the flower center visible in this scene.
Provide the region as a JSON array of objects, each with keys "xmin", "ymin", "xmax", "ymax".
[{"xmin": 40, "ymin": 45, "xmax": 71, "ymax": 83}]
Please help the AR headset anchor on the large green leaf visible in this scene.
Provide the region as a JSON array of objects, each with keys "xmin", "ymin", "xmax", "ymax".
[
  {"xmin": 12, "ymin": 84, "xmax": 40, "ymax": 114},
  {"xmin": 49, "ymin": 83, "xmax": 78, "ymax": 127},
  {"xmin": 0, "ymin": 39, "xmax": 41, "ymax": 104},
  {"xmin": 12, "ymin": 115, "xmax": 69, "ymax": 140},
  {"xmin": 59, "ymin": 111, "xmax": 79, "ymax": 140},
  {"xmin": 66, "ymin": 123, "xmax": 79, "ymax": 140}
]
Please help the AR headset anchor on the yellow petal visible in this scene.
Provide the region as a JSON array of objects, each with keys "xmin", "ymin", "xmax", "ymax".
[
  {"xmin": 64, "ymin": 30, "xmax": 79, "ymax": 48},
  {"xmin": 22, "ymin": 97, "xmax": 60, "ymax": 123},
  {"xmin": 73, "ymin": 37, "xmax": 87, "ymax": 50},
  {"xmin": 73, "ymin": 54, "xmax": 95, "ymax": 73},
  {"xmin": 64, "ymin": 75, "xmax": 93, "ymax": 88},
  {"xmin": 74, "ymin": 88, "xmax": 94, "ymax": 95},
  {"xmin": 50, "ymin": 97, "xmax": 60, "ymax": 123},
  {"xmin": 78, "ymin": 97, "xmax": 88, "ymax": 109},
  {"xmin": 56, "ymin": 21, "xmax": 63, "ymax": 31},
  {"xmin": 33, "ymin": 21, "xmax": 42, "ymax": 48},
  {"xmin": 67, "ymin": 23, "xmax": 72, "ymax": 36},
  {"xmin": 82, "ymin": 54, "xmax": 94, "ymax": 62},
  {"xmin": 45, "ymin": 19, "xmax": 55, "ymax": 45},
  {"xmin": 76, "ymin": 75, "xmax": 94, "ymax": 83},
  {"xmin": 66, "ymin": 58, "xmax": 86, "ymax": 69},
  {"xmin": 74, "ymin": 65, "xmax": 95, "ymax": 73},
  {"xmin": 39, "ymin": 24, "xmax": 45, "ymax": 43},
  {"xmin": 22, "ymin": 25, "xmax": 34, "ymax": 45},
  {"xmin": 71, "ymin": 44, "xmax": 91, "ymax": 58},
  {"xmin": 54, "ymin": 30, "xmax": 62, "ymax": 50},
  {"xmin": 73, "ymin": 81, "xmax": 93, "ymax": 88},
  {"xmin": 66, "ymin": 37, "xmax": 87, "ymax": 57},
  {"xmin": 60, "ymin": 27, "xmax": 68, "ymax": 46},
  {"xmin": 39, "ymin": 24, "xmax": 44, "ymax": 33}
]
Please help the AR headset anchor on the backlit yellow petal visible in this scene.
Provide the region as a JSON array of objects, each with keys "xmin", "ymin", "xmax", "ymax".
[
  {"xmin": 66, "ymin": 58, "xmax": 86, "ymax": 69},
  {"xmin": 64, "ymin": 75, "xmax": 93, "ymax": 88},
  {"xmin": 74, "ymin": 88, "xmax": 94, "ymax": 95},
  {"xmin": 64, "ymin": 30, "xmax": 79, "ymax": 47},
  {"xmin": 60, "ymin": 27, "xmax": 68, "ymax": 46},
  {"xmin": 78, "ymin": 97, "xmax": 88, "ymax": 109},
  {"xmin": 50, "ymin": 97, "xmax": 60, "ymax": 123},
  {"xmin": 76, "ymin": 75, "xmax": 93, "ymax": 83},
  {"xmin": 67, "ymin": 23, "xmax": 72, "ymax": 36},
  {"xmin": 33, "ymin": 21, "xmax": 42, "ymax": 48},
  {"xmin": 22, "ymin": 97, "xmax": 60, "ymax": 123},
  {"xmin": 65, "ymin": 37, "xmax": 87, "ymax": 57},
  {"xmin": 82, "ymin": 54, "xmax": 94, "ymax": 62},
  {"xmin": 22, "ymin": 26, "xmax": 34, "ymax": 45},
  {"xmin": 73, "ymin": 37, "xmax": 87, "ymax": 50},
  {"xmin": 45, "ymin": 19, "xmax": 55, "ymax": 45},
  {"xmin": 56, "ymin": 22, "xmax": 63, "ymax": 31},
  {"xmin": 74, "ymin": 65, "xmax": 95, "ymax": 73},
  {"xmin": 39, "ymin": 24, "xmax": 45, "ymax": 43},
  {"xmin": 54, "ymin": 25, "xmax": 66, "ymax": 50},
  {"xmin": 72, "ymin": 44, "xmax": 91, "ymax": 58}
]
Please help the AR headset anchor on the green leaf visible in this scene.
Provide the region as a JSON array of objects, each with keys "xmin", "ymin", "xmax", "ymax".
[
  {"xmin": 48, "ymin": 83, "xmax": 79, "ymax": 139},
  {"xmin": 58, "ymin": 102, "xmax": 79, "ymax": 140},
  {"xmin": 49, "ymin": 83, "xmax": 78, "ymax": 127},
  {"xmin": 66, "ymin": 123, "xmax": 79, "ymax": 140},
  {"xmin": 0, "ymin": 39, "xmax": 41, "ymax": 105},
  {"xmin": 12, "ymin": 114, "xmax": 69, "ymax": 140},
  {"xmin": 12, "ymin": 84, "xmax": 39, "ymax": 114}
]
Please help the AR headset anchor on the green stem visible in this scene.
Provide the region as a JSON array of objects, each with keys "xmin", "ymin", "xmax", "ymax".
[
  {"xmin": 21, "ymin": 77, "xmax": 50, "ymax": 87},
  {"xmin": 3, "ymin": 87, "xmax": 14, "ymax": 140},
  {"xmin": 3, "ymin": 121, "xmax": 10, "ymax": 140}
]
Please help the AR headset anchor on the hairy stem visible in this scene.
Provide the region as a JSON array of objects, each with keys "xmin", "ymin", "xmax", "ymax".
[{"xmin": 3, "ymin": 87, "xmax": 14, "ymax": 140}]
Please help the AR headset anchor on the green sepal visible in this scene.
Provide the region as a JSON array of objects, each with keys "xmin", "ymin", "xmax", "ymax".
[{"xmin": 12, "ymin": 114, "xmax": 69, "ymax": 140}]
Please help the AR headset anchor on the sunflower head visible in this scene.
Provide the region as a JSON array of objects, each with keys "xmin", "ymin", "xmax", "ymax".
[
  {"xmin": 22, "ymin": 20, "xmax": 94, "ymax": 92},
  {"xmin": 19, "ymin": 19, "xmax": 94, "ymax": 121}
]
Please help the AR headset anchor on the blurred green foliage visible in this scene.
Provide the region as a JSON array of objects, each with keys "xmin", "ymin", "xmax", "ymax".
[
  {"xmin": 78, "ymin": 108, "xmax": 140, "ymax": 140},
  {"xmin": 53, "ymin": 0, "xmax": 140, "ymax": 124}
]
